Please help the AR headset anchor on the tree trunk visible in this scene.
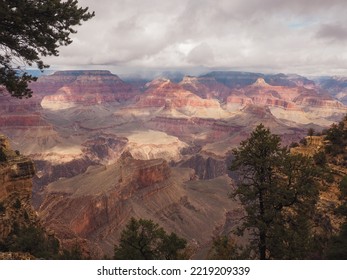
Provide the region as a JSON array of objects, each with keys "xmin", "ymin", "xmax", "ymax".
[{"xmin": 259, "ymin": 189, "xmax": 267, "ymax": 260}]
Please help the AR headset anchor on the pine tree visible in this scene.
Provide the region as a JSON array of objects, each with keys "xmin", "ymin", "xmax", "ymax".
[
  {"xmin": 230, "ymin": 124, "xmax": 320, "ymax": 259},
  {"xmin": 0, "ymin": 0, "xmax": 94, "ymax": 98},
  {"xmin": 113, "ymin": 218, "xmax": 187, "ymax": 260}
]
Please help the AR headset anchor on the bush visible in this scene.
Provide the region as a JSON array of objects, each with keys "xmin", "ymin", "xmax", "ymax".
[
  {"xmin": 289, "ymin": 142, "xmax": 299, "ymax": 148},
  {"xmin": 313, "ymin": 151, "xmax": 327, "ymax": 166}
]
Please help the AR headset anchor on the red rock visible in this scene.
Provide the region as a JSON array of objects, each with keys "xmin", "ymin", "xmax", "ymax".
[
  {"xmin": 226, "ymin": 78, "xmax": 344, "ymax": 110},
  {"xmin": 41, "ymin": 70, "xmax": 138, "ymax": 107},
  {"xmin": 133, "ymin": 79, "xmax": 221, "ymax": 109},
  {"xmin": 179, "ymin": 76, "xmax": 231, "ymax": 101}
]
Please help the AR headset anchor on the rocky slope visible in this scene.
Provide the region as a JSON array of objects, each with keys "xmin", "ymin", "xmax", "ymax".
[
  {"xmin": 38, "ymin": 151, "xmax": 237, "ymax": 257},
  {"xmin": 0, "ymin": 135, "xmax": 37, "ymax": 247}
]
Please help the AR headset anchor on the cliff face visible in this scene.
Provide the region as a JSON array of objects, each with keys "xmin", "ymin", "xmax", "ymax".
[
  {"xmin": 0, "ymin": 135, "xmax": 37, "ymax": 243},
  {"xmin": 179, "ymin": 76, "xmax": 231, "ymax": 102},
  {"xmin": 41, "ymin": 70, "xmax": 138, "ymax": 109},
  {"xmin": 226, "ymin": 78, "xmax": 345, "ymax": 111},
  {"xmin": 38, "ymin": 152, "xmax": 172, "ymax": 252},
  {"xmin": 176, "ymin": 154, "xmax": 228, "ymax": 180},
  {"xmin": 38, "ymin": 151, "xmax": 237, "ymax": 258}
]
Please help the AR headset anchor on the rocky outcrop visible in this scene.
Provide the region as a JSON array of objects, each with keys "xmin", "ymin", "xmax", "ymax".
[
  {"xmin": 0, "ymin": 135, "xmax": 37, "ymax": 243},
  {"xmin": 176, "ymin": 154, "xmax": 227, "ymax": 180},
  {"xmin": 38, "ymin": 152, "xmax": 172, "ymax": 253},
  {"xmin": 82, "ymin": 134, "xmax": 128, "ymax": 165}
]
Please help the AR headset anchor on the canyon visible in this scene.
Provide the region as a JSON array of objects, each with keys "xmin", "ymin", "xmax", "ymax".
[{"xmin": 0, "ymin": 70, "xmax": 346, "ymax": 258}]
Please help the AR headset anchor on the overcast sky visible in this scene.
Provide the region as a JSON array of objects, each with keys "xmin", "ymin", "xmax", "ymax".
[{"xmin": 45, "ymin": 0, "xmax": 347, "ymax": 76}]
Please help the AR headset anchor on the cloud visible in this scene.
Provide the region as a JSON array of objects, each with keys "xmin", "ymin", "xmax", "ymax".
[
  {"xmin": 187, "ymin": 43, "xmax": 214, "ymax": 65},
  {"xmin": 316, "ymin": 23, "xmax": 347, "ymax": 41},
  {"xmin": 44, "ymin": 0, "xmax": 347, "ymax": 75}
]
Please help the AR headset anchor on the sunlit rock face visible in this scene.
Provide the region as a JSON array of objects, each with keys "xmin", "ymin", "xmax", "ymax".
[
  {"xmin": 129, "ymin": 78, "xmax": 228, "ymax": 118},
  {"xmin": 40, "ymin": 70, "xmax": 138, "ymax": 110}
]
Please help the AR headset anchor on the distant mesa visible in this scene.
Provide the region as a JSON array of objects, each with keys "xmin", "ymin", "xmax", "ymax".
[{"xmin": 39, "ymin": 70, "xmax": 138, "ymax": 110}]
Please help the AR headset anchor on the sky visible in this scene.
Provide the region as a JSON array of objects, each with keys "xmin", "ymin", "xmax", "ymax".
[{"xmin": 45, "ymin": 0, "xmax": 347, "ymax": 77}]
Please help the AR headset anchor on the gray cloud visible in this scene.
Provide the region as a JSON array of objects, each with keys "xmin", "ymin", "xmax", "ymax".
[
  {"xmin": 45, "ymin": 0, "xmax": 347, "ymax": 75},
  {"xmin": 316, "ymin": 23, "xmax": 347, "ymax": 41},
  {"xmin": 187, "ymin": 43, "xmax": 214, "ymax": 65}
]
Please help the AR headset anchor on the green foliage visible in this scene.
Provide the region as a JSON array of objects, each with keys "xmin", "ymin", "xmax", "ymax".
[
  {"xmin": 59, "ymin": 243, "xmax": 84, "ymax": 260},
  {"xmin": 0, "ymin": 148, "xmax": 7, "ymax": 161},
  {"xmin": 313, "ymin": 151, "xmax": 327, "ymax": 166},
  {"xmin": 0, "ymin": 0, "xmax": 94, "ymax": 98},
  {"xmin": 325, "ymin": 122, "xmax": 347, "ymax": 156},
  {"xmin": 208, "ymin": 236, "xmax": 250, "ymax": 260},
  {"xmin": 230, "ymin": 124, "xmax": 320, "ymax": 259},
  {"xmin": 0, "ymin": 225, "xmax": 59, "ymax": 259},
  {"xmin": 289, "ymin": 142, "xmax": 299, "ymax": 149},
  {"xmin": 114, "ymin": 218, "xmax": 187, "ymax": 260},
  {"xmin": 326, "ymin": 224, "xmax": 347, "ymax": 259}
]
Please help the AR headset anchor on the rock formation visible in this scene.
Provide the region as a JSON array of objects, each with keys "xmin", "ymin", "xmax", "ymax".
[
  {"xmin": 179, "ymin": 76, "xmax": 231, "ymax": 102},
  {"xmin": 129, "ymin": 78, "xmax": 227, "ymax": 118},
  {"xmin": 41, "ymin": 70, "xmax": 138, "ymax": 109},
  {"xmin": 0, "ymin": 134, "xmax": 37, "ymax": 245},
  {"xmin": 38, "ymin": 151, "xmax": 237, "ymax": 257},
  {"xmin": 226, "ymin": 77, "xmax": 345, "ymax": 111}
]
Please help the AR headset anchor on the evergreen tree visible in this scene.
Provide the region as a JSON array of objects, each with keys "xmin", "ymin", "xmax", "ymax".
[
  {"xmin": 230, "ymin": 124, "xmax": 320, "ymax": 259},
  {"xmin": 114, "ymin": 218, "xmax": 187, "ymax": 260},
  {"xmin": 0, "ymin": 0, "xmax": 94, "ymax": 98}
]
